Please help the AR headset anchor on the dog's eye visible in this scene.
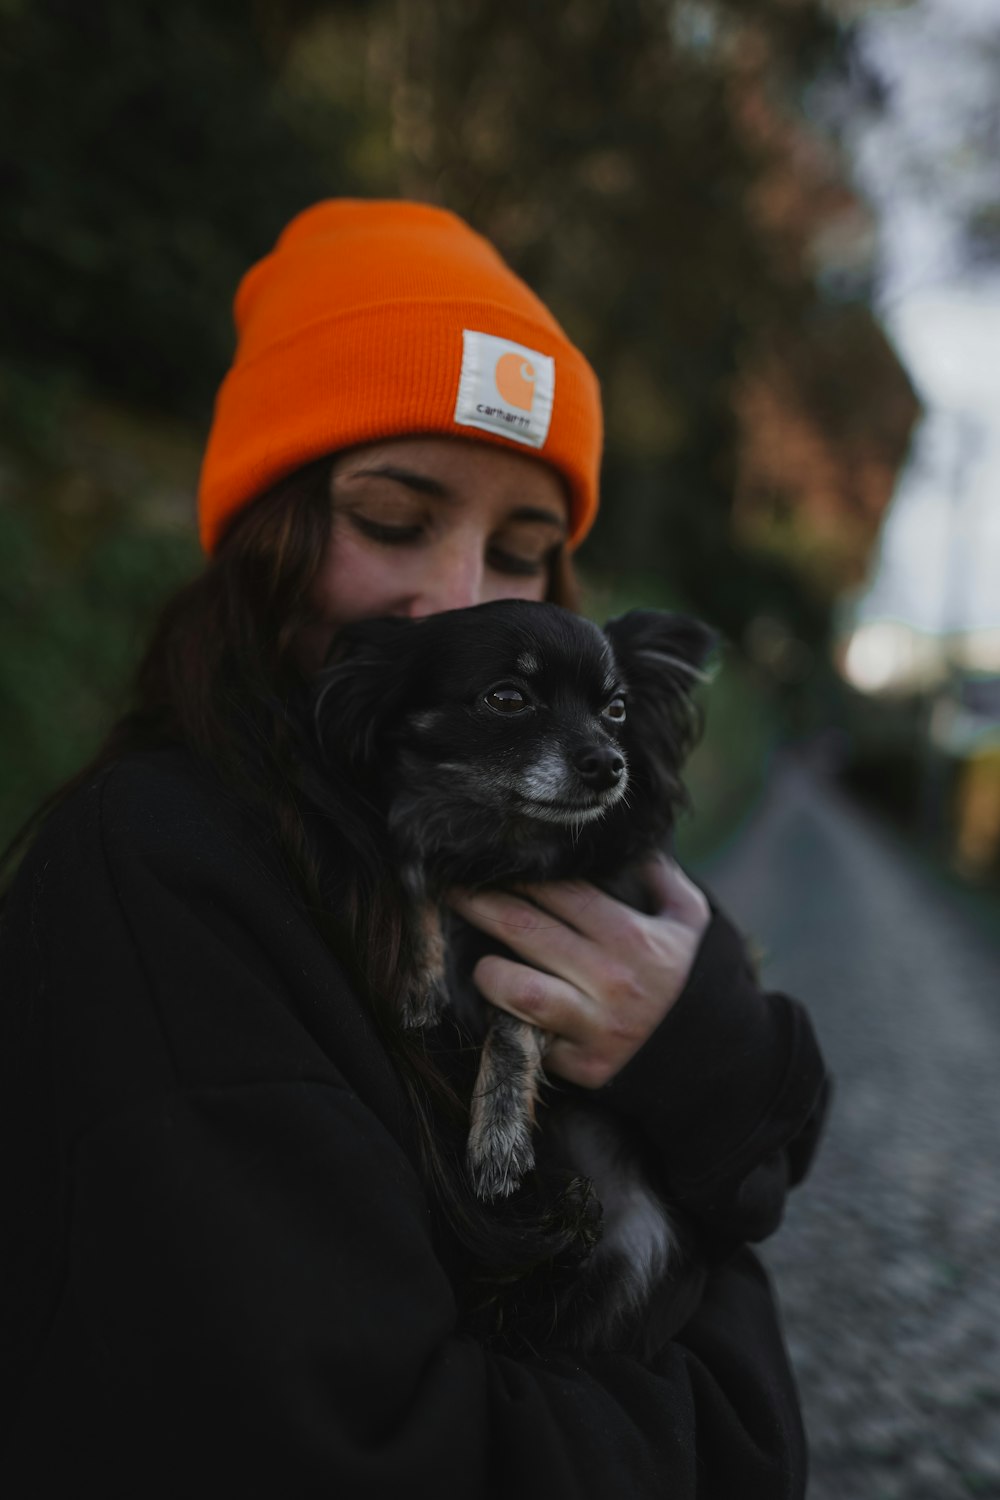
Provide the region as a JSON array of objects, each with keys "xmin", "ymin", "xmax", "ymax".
[
  {"xmin": 603, "ymin": 696, "xmax": 627, "ymax": 722},
  {"xmin": 485, "ymin": 685, "xmax": 529, "ymax": 714}
]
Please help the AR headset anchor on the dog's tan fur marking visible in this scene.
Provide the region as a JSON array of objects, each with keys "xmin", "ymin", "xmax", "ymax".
[
  {"xmin": 467, "ymin": 1015, "xmax": 549, "ymax": 1198},
  {"xmin": 400, "ymin": 900, "xmax": 449, "ymax": 1029}
]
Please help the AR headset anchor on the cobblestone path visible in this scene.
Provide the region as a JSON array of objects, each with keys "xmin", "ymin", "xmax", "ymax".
[{"xmin": 704, "ymin": 758, "xmax": 1000, "ymax": 1499}]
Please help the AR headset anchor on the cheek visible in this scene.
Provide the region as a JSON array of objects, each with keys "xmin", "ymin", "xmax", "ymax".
[{"xmin": 311, "ymin": 530, "xmax": 402, "ymax": 627}]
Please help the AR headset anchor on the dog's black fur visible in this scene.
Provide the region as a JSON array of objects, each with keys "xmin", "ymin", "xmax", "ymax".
[{"xmin": 304, "ymin": 599, "xmax": 716, "ymax": 1353}]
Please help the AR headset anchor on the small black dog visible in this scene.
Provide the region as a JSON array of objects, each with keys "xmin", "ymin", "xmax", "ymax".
[{"xmin": 307, "ymin": 599, "xmax": 716, "ymax": 1352}]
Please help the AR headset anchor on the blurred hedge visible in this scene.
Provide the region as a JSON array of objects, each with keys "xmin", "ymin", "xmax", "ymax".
[{"xmin": 1, "ymin": 0, "xmax": 900, "ymax": 853}]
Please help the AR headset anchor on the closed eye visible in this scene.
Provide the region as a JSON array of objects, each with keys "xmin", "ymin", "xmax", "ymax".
[
  {"xmin": 349, "ymin": 517, "xmax": 551, "ymax": 576},
  {"xmin": 350, "ymin": 517, "xmax": 421, "ymax": 545},
  {"xmin": 487, "ymin": 547, "xmax": 551, "ymax": 577}
]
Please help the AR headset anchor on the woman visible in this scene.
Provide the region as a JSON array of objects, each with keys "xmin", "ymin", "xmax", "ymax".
[{"xmin": 0, "ymin": 200, "xmax": 829, "ymax": 1496}]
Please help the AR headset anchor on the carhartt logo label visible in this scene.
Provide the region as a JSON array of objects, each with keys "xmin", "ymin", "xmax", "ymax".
[
  {"xmin": 454, "ymin": 330, "xmax": 555, "ymax": 448},
  {"xmin": 494, "ymin": 352, "xmax": 536, "ymax": 410}
]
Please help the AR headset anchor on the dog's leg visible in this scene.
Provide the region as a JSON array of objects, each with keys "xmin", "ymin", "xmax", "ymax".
[
  {"xmin": 466, "ymin": 1013, "xmax": 550, "ymax": 1199},
  {"xmin": 398, "ymin": 871, "xmax": 450, "ymax": 1029}
]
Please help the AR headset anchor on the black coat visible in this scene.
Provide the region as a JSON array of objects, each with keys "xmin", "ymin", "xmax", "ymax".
[{"xmin": 0, "ymin": 747, "xmax": 830, "ymax": 1498}]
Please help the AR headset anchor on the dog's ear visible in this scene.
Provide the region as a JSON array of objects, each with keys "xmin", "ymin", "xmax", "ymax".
[
  {"xmin": 603, "ymin": 609, "xmax": 719, "ymax": 797},
  {"xmin": 311, "ymin": 617, "xmax": 421, "ymax": 773},
  {"xmin": 605, "ymin": 609, "xmax": 717, "ymax": 680}
]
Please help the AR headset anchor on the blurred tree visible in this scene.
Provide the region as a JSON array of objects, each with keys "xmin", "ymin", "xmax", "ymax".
[
  {"xmin": 0, "ymin": 0, "xmax": 371, "ymax": 837},
  {"xmin": 0, "ymin": 0, "xmax": 919, "ymax": 844},
  {"xmin": 0, "ymin": 0, "xmax": 374, "ymax": 416},
  {"xmin": 324, "ymin": 0, "xmax": 919, "ymax": 648},
  {"xmin": 733, "ymin": 302, "xmax": 917, "ymax": 596}
]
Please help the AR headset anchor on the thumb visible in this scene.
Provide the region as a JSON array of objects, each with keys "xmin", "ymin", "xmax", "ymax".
[{"xmin": 642, "ymin": 854, "xmax": 711, "ymax": 930}]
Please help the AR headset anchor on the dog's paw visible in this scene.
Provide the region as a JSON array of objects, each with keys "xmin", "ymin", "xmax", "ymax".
[
  {"xmin": 399, "ymin": 972, "xmax": 449, "ymax": 1030},
  {"xmin": 466, "ymin": 1115, "xmax": 536, "ymax": 1199}
]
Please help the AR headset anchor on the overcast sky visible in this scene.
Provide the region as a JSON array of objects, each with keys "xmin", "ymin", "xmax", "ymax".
[{"xmin": 843, "ymin": 0, "xmax": 1000, "ymax": 636}]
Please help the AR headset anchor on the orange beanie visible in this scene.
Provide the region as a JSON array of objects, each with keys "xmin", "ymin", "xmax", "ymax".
[{"xmin": 197, "ymin": 199, "xmax": 603, "ymax": 554}]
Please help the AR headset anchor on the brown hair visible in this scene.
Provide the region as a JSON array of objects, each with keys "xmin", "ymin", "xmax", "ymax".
[{"xmin": 3, "ymin": 455, "xmax": 598, "ymax": 1348}]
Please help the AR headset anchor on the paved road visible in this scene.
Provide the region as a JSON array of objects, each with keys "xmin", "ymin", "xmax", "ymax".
[{"xmin": 702, "ymin": 757, "xmax": 1000, "ymax": 1499}]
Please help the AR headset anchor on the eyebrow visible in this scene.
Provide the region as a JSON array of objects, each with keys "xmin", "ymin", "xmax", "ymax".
[{"xmin": 343, "ymin": 463, "xmax": 568, "ymax": 534}]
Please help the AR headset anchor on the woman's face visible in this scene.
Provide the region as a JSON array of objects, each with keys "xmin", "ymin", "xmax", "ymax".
[{"xmin": 301, "ymin": 435, "xmax": 570, "ymax": 667}]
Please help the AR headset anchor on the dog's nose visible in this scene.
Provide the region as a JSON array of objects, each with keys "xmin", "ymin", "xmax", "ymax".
[{"xmin": 573, "ymin": 745, "xmax": 625, "ymax": 790}]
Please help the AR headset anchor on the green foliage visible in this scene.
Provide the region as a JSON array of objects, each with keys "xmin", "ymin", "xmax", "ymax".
[
  {"xmin": 0, "ymin": 501, "xmax": 199, "ymax": 846},
  {"xmin": 580, "ymin": 568, "xmax": 780, "ymax": 862},
  {"xmin": 0, "ymin": 0, "xmax": 368, "ymax": 418},
  {"xmin": 0, "ymin": 0, "xmax": 895, "ymax": 848},
  {"xmin": 675, "ymin": 651, "xmax": 779, "ymax": 866},
  {"xmin": 336, "ymin": 0, "xmax": 872, "ymax": 643}
]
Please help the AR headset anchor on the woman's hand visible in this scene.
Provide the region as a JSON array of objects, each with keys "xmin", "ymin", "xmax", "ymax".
[{"xmin": 446, "ymin": 855, "xmax": 711, "ymax": 1089}]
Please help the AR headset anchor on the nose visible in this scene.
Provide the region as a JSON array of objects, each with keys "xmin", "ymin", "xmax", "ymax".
[
  {"xmin": 406, "ymin": 545, "xmax": 484, "ymax": 618},
  {"xmin": 572, "ymin": 745, "xmax": 626, "ymax": 790}
]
